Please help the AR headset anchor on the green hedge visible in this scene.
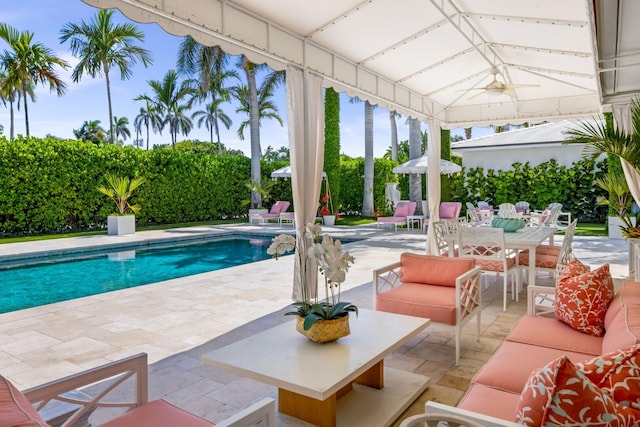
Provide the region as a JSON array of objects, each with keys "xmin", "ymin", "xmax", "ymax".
[
  {"xmin": 0, "ymin": 136, "xmax": 293, "ymax": 235},
  {"xmin": 0, "ymin": 136, "xmax": 610, "ymax": 235}
]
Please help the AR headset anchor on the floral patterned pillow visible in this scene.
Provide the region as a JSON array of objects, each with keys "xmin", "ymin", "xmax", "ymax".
[
  {"xmin": 556, "ymin": 257, "xmax": 590, "ymax": 284},
  {"xmin": 516, "ymin": 356, "xmax": 640, "ymax": 426},
  {"xmin": 554, "ymin": 264, "xmax": 614, "ymax": 337},
  {"xmin": 577, "ymin": 345, "xmax": 640, "ymax": 412}
]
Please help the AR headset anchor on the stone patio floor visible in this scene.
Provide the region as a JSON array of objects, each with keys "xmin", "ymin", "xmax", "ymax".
[{"xmin": 0, "ymin": 223, "xmax": 630, "ymax": 425}]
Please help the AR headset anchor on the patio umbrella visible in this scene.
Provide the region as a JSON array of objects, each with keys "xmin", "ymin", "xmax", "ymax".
[
  {"xmin": 392, "ymin": 155, "xmax": 462, "ymax": 175},
  {"xmin": 271, "ymin": 165, "xmax": 327, "ymax": 179}
]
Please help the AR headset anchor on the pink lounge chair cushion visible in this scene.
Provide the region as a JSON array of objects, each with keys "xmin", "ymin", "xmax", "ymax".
[
  {"xmin": 394, "ymin": 203, "xmax": 410, "ymax": 217},
  {"xmin": 97, "ymin": 399, "xmax": 213, "ymax": 427},
  {"xmin": 377, "ymin": 216, "xmax": 406, "ymax": 223},
  {"xmin": 439, "ymin": 202, "xmax": 461, "ymax": 219},
  {"xmin": 375, "ymin": 282, "xmax": 457, "ymax": 325},
  {"xmin": 0, "ymin": 375, "xmax": 50, "ymax": 427},
  {"xmin": 399, "ymin": 253, "xmax": 475, "ymax": 287}
]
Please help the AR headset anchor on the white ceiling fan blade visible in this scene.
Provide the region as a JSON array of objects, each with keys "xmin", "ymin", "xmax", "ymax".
[
  {"xmin": 503, "ymin": 88, "xmax": 519, "ymax": 99},
  {"xmin": 504, "ymin": 83, "xmax": 539, "ymax": 89},
  {"xmin": 468, "ymin": 90, "xmax": 488, "ymax": 100}
]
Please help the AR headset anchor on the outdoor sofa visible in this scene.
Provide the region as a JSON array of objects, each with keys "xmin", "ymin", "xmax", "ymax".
[
  {"xmin": 404, "ymin": 260, "xmax": 640, "ymax": 426},
  {"xmin": 1, "ymin": 353, "xmax": 274, "ymax": 427}
]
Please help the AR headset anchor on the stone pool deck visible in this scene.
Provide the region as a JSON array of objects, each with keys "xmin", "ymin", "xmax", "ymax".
[{"xmin": 0, "ymin": 223, "xmax": 631, "ymax": 425}]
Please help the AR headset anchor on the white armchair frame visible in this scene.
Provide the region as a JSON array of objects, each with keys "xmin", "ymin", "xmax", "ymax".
[
  {"xmin": 373, "ymin": 260, "xmax": 482, "ymax": 365},
  {"xmin": 23, "ymin": 353, "xmax": 275, "ymax": 427},
  {"xmin": 399, "ymin": 401, "xmax": 522, "ymax": 427}
]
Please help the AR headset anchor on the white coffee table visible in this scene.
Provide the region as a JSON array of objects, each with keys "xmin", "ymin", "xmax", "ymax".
[
  {"xmin": 202, "ymin": 309, "xmax": 430, "ymax": 427},
  {"xmin": 406, "ymin": 215, "xmax": 424, "ymax": 230}
]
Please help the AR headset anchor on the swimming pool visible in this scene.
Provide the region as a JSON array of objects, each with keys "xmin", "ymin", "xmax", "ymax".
[{"xmin": 0, "ymin": 234, "xmax": 279, "ymax": 314}]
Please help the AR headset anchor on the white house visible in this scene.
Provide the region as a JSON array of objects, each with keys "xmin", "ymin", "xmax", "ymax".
[{"xmin": 451, "ymin": 120, "xmax": 601, "ymax": 171}]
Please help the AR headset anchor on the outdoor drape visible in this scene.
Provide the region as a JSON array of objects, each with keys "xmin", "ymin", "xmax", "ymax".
[
  {"xmin": 612, "ymin": 103, "xmax": 640, "ymax": 207},
  {"xmin": 425, "ymin": 120, "xmax": 442, "ymax": 255},
  {"xmin": 287, "ymin": 66, "xmax": 325, "ymax": 300}
]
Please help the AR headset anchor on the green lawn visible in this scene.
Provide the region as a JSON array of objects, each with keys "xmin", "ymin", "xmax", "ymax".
[{"xmin": 0, "ymin": 217, "xmax": 607, "ymax": 244}]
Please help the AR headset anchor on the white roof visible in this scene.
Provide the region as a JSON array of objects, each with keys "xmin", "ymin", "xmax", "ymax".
[
  {"xmin": 451, "ymin": 120, "xmax": 601, "ymax": 150},
  {"xmin": 81, "ymin": 0, "xmax": 640, "ymax": 127}
]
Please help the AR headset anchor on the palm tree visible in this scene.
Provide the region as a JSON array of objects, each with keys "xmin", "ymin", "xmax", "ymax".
[
  {"xmin": 73, "ymin": 120, "xmax": 107, "ymax": 144},
  {"xmin": 236, "ymin": 56, "xmax": 285, "ymax": 208},
  {"xmin": 136, "ymin": 70, "xmax": 195, "ymax": 147},
  {"xmin": 564, "ymin": 99, "xmax": 640, "ymax": 170},
  {"xmin": 362, "ymin": 100, "xmax": 375, "ymax": 217},
  {"xmin": 0, "ymin": 23, "xmax": 68, "ymax": 136},
  {"xmin": 133, "ymin": 99, "xmax": 162, "ymax": 150},
  {"xmin": 234, "ymin": 85, "xmax": 283, "ymax": 139},
  {"xmin": 112, "ymin": 115, "xmax": 131, "ymax": 144},
  {"xmin": 389, "ymin": 110, "xmax": 400, "ymax": 161},
  {"xmin": 192, "ymin": 99, "xmax": 232, "ymax": 149},
  {"xmin": 177, "ymin": 37, "xmax": 238, "ymax": 154},
  {"xmin": 0, "ymin": 70, "xmax": 22, "ymax": 140},
  {"xmin": 60, "ymin": 9, "xmax": 153, "ymax": 144}
]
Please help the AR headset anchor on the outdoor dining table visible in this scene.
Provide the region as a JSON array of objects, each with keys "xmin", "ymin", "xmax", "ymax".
[{"xmin": 446, "ymin": 225, "xmax": 557, "ymax": 288}]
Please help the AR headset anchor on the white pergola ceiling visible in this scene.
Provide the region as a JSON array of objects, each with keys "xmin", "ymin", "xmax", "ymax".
[{"xmin": 81, "ymin": 0, "xmax": 639, "ymax": 128}]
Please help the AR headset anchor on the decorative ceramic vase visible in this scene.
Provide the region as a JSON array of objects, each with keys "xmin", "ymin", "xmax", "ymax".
[
  {"xmin": 296, "ymin": 314, "xmax": 350, "ymax": 343},
  {"xmin": 491, "ymin": 217, "xmax": 526, "ymax": 232},
  {"xmin": 323, "ymin": 215, "xmax": 336, "ymax": 226}
]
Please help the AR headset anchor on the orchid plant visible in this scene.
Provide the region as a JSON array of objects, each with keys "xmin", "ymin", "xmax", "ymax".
[{"xmin": 267, "ymin": 223, "xmax": 357, "ymax": 330}]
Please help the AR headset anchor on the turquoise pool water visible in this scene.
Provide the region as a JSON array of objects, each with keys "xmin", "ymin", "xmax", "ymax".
[{"xmin": 0, "ymin": 234, "xmax": 277, "ymax": 313}]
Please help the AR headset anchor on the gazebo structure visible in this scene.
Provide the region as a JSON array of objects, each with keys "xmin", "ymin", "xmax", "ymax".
[{"xmin": 80, "ymin": 0, "xmax": 639, "ymax": 253}]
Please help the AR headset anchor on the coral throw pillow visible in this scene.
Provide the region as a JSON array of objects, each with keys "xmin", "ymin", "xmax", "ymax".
[
  {"xmin": 554, "ymin": 264, "xmax": 614, "ymax": 337},
  {"xmin": 515, "ymin": 356, "xmax": 640, "ymax": 426},
  {"xmin": 577, "ymin": 344, "xmax": 640, "ymax": 412},
  {"xmin": 557, "ymin": 258, "xmax": 590, "ymax": 284},
  {"xmin": 0, "ymin": 375, "xmax": 50, "ymax": 427}
]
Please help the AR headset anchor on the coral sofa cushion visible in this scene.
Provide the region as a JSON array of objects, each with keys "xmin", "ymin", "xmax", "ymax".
[
  {"xmin": 515, "ymin": 356, "xmax": 640, "ymax": 426},
  {"xmin": 375, "ymin": 282, "xmax": 458, "ymax": 324},
  {"xmin": 554, "ymin": 264, "xmax": 614, "ymax": 337},
  {"xmin": 457, "ymin": 383, "xmax": 521, "ymax": 421},
  {"xmin": 602, "ymin": 281, "xmax": 640, "ymax": 354},
  {"xmin": 0, "ymin": 376, "xmax": 50, "ymax": 427},
  {"xmin": 577, "ymin": 345, "xmax": 640, "ymax": 412},
  {"xmin": 505, "ymin": 315, "xmax": 602, "ymax": 355},
  {"xmin": 471, "ymin": 341, "xmax": 594, "ymax": 394},
  {"xmin": 97, "ymin": 399, "xmax": 213, "ymax": 427},
  {"xmin": 399, "ymin": 253, "xmax": 475, "ymax": 287}
]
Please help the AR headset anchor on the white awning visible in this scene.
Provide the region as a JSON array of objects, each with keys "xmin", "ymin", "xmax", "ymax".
[{"xmin": 79, "ymin": 0, "xmax": 638, "ymax": 128}]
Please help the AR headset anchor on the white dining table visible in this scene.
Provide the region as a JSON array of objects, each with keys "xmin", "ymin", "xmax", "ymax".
[{"xmin": 447, "ymin": 226, "xmax": 557, "ymax": 287}]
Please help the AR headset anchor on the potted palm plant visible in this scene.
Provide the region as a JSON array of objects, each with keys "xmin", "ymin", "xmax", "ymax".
[{"xmin": 97, "ymin": 173, "xmax": 146, "ymax": 236}]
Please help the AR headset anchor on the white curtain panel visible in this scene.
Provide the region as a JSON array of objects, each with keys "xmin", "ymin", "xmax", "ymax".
[
  {"xmin": 287, "ymin": 66, "xmax": 325, "ymax": 300},
  {"xmin": 612, "ymin": 103, "xmax": 640, "ymax": 206},
  {"xmin": 425, "ymin": 120, "xmax": 442, "ymax": 254}
]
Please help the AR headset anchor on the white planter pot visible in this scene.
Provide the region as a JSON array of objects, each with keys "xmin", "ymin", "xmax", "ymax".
[
  {"xmin": 323, "ymin": 215, "xmax": 336, "ymax": 226},
  {"xmin": 107, "ymin": 215, "xmax": 136, "ymax": 236}
]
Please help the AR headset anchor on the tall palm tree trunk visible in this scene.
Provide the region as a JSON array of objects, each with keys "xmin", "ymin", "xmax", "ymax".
[
  {"xmin": 213, "ymin": 93, "xmax": 223, "ymax": 155},
  {"xmin": 104, "ymin": 64, "xmax": 115, "ymax": 144},
  {"xmin": 409, "ymin": 118, "xmax": 422, "ymax": 215},
  {"xmin": 245, "ymin": 58, "xmax": 262, "ymax": 208},
  {"xmin": 9, "ymin": 100, "xmax": 15, "ymax": 140},
  {"xmin": 145, "ymin": 124, "xmax": 150, "ymax": 150},
  {"xmin": 389, "ymin": 110, "xmax": 398, "ymax": 161},
  {"xmin": 21, "ymin": 86, "xmax": 30, "ymax": 136},
  {"xmin": 362, "ymin": 101, "xmax": 374, "ymax": 216}
]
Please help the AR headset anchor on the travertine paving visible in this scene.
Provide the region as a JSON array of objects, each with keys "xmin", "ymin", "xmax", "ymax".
[{"xmin": 0, "ymin": 224, "xmax": 630, "ymax": 425}]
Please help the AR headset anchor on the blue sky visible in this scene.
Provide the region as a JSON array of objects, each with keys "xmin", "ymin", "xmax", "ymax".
[{"xmin": 1, "ymin": 1, "xmax": 490, "ymax": 157}]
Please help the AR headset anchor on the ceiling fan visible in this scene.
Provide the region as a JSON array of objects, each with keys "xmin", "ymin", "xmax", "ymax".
[{"xmin": 467, "ymin": 67, "xmax": 539, "ymax": 100}]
